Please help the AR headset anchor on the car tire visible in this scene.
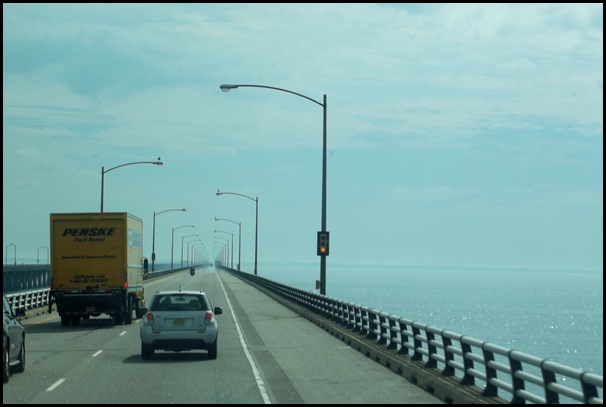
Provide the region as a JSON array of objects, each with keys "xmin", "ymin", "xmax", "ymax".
[
  {"xmin": 141, "ymin": 343, "xmax": 154, "ymax": 360},
  {"xmin": 207, "ymin": 339, "xmax": 217, "ymax": 360},
  {"xmin": 3, "ymin": 345, "xmax": 10, "ymax": 383},
  {"xmin": 12, "ymin": 340, "xmax": 25, "ymax": 374}
]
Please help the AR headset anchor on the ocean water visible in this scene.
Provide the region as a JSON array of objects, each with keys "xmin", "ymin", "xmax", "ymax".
[{"xmin": 253, "ymin": 263, "xmax": 603, "ymax": 376}]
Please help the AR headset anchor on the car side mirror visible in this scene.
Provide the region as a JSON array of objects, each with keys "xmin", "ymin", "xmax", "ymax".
[
  {"xmin": 140, "ymin": 307, "xmax": 148, "ymax": 315},
  {"xmin": 214, "ymin": 306, "xmax": 223, "ymax": 315},
  {"xmin": 14, "ymin": 308, "xmax": 26, "ymax": 317}
]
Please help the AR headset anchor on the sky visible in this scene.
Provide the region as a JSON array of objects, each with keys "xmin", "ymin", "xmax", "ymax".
[{"xmin": 3, "ymin": 3, "xmax": 603, "ymax": 274}]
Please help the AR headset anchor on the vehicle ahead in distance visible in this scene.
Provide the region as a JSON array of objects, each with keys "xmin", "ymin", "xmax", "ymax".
[
  {"xmin": 140, "ymin": 290, "xmax": 223, "ymax": 360},
  {"xmin": 3, "ymin": 295, "xmax": 26, "ymax": 383}
]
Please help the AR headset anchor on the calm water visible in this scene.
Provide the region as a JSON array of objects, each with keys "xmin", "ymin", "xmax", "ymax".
[{"xmin": 253, "ymin": 263, "xmax": 603, "ymax": 376}]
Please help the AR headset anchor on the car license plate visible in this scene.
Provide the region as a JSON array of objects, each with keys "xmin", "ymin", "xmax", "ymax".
[
  {"xmin": 86, "ymin": 306, "xmax": 95, "ymax": 312},
  {"xmin": 173, "ymin": 319, "xmax": 185, "ymax": 327}
]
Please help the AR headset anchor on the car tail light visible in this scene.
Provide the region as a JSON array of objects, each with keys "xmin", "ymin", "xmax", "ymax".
[
  {"xmin": 204, "ymin": 311, "xmax": 215, "ymax": 325},
  {"xmin": 143, "ymin": 313, "xmax": 154, "ymax": 326}
]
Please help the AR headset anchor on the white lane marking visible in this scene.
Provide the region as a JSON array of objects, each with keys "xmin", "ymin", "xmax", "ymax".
[
  {"xmin": 47, "ymin": 378, "xmax": 65, "ymax": 391},
  {"xmin": 120, "ymin": 331, "xmax": 127, "ymax": 336},
  {"xmin": 92, "ymin": 350, "xmax": 103, "ymax": 357},
  {"xmin": 216, "ymin": 272, "xmax": 272, "ymax": 404}
]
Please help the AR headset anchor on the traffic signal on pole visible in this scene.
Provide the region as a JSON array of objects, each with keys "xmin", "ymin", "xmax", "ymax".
[{"xmin": 317, "ymin": 231, "xmax": 329, "ymax": 256}]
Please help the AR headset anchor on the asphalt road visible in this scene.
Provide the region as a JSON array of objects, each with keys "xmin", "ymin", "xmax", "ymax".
[{"xmin": 3, "ymin": 267, "xmax": 441, "ymax": 404}]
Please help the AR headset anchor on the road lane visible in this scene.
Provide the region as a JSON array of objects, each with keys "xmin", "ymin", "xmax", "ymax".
[{"xmin": 3, "ymin": 267, "xmax": 441, "ymax": 404}]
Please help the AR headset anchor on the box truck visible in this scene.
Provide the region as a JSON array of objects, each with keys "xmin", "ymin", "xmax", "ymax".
[{"xmin": 49, "ymin": 212, "xmax": 147, "ymax": 326}]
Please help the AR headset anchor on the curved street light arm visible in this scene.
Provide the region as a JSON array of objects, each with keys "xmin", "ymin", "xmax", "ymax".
[
  {"xmin": 101, "ymin": 158, "xmax": 163, "ymax": 212},
  {"xmin": 220, "ymin": 84, "xmax": 324, "ymax": 108},
  {"xmin": 103, "ymin": 159, "xmax": 163, "ymax": 175},
  {"xmin": 216, "ymin": 190, "xmax": 257, "ymax": 203}
]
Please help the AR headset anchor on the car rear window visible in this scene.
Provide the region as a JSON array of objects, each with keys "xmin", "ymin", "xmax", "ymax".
[{"xmin": 150, "ymin": 294, "xmax": 210, "ymax": 311}]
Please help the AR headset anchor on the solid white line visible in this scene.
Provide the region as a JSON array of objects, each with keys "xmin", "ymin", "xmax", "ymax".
[
  {"xmin": 92, "ymin": 350, "xmax": 103, "ymax": 357},
  {"xmin": 216, "ymin": 271, "xmax": 272, "ymax": 404},
  {"xmin": 46, "ymin": 378, "xmax": 65, "ymax": 391},
  {"xmin": 120, "ymin": 331, "xmax": 127, "ymax": 336}
]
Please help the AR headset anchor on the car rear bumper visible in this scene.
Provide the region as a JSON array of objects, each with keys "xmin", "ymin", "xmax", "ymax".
[{"xmin": 140, "ymin": 328, "xmax": 217, "ymax": 351}]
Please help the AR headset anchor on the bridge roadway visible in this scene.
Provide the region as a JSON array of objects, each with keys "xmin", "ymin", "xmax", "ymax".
[{"xmin": 3, "ymin": 267, "xmax": 443, "ymax": 404}]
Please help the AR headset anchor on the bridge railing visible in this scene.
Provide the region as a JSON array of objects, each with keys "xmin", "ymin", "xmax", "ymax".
[{"xmin": 226, "ymin": 267, "xmax": 603, "ymax": 405}]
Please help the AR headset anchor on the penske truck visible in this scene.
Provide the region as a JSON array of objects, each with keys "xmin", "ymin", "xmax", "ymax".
[{"xmin": 49, "ymin": 212, "xmax": 147, "ymax": 326}]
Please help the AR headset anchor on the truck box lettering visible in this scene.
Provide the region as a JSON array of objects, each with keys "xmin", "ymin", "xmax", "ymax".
[{"xmin": 62, "ymin": 227, "xmax": 116, "ymax": 237}]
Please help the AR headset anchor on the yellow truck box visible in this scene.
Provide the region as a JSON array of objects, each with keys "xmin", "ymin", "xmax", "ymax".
[{"xmin": 49, "ymin": 212, "xmax": 146, "ymax": 326}]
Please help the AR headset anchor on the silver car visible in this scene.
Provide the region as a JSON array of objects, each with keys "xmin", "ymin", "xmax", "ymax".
[{"xmin": 139, "ymin": 290, "xmax": 223, "ymax": 360}]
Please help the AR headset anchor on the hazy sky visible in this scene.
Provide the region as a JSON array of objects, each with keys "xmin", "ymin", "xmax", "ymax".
[{"xmin": 3, "ymin": 4, "xmax": 603, "ymax": 273}]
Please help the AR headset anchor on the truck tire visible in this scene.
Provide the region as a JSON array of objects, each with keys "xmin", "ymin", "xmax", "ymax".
[
  {"xmin": 124, "ymin": 296, "xmax": 133, "ymax": 325},
  {"xmin": 61, "ymin": 316, "xmax": 70, "ymax": 326},
  {"xmin": 70, "ymin": 315, "xmax": 81, "ymax": 326},
  {"xmin": 114, "ymin": 311, "xmax": 123, "ymax": 325}
]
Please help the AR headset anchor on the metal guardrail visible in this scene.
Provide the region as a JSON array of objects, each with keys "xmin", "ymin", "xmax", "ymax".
[{"xmin": 226, "ymin": 268, "xmax": 603, "ymax": 405}]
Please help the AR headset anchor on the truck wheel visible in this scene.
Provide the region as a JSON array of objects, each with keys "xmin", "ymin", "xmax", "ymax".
[
  {"xmin": 71, "ymin": 315, "xmax": 81, "ymax": 326},
  {"xmin": 60, "ymin": 316, "xmax": 70, "ymax": 326},
  {"xmin": 124, "ymin": 296, "xmax": 133, "ymax": 325},
  {"xmin": 114, "ymin": 312, "xmax": 123, "ymax": 325}
]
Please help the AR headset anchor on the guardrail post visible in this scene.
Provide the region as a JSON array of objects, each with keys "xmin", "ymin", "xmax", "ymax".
[
  {"xmin": 481, "ymin": 345, "xmax": 498, "ymax": 396},
  {"xmin": 425, "ymin": 329, "xmax": 437, "ymax": 368},
  {"xmin": 509, "ymin": 355, "xmax": 525, "ymax": 404},
  {"xmin": 541, "ymin": 361, "xmax": 559, "ymax": 404},
  {"xmin": 440, "ymin": 333, "xmax": 455, "ymax": 376}
]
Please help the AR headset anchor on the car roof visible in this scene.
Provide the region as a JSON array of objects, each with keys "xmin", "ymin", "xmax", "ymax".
[{"xmin": 154, "ymin": 290, "xmax": 206, "ymax": 296}]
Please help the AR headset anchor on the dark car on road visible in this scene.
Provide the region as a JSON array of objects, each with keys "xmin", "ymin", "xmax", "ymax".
[{"xmin": 3, "ymin": 295, "xmax": 26, "ymax": 383}]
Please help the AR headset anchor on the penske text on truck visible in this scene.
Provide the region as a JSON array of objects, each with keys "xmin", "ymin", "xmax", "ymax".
[{"xmin": 49, "ymin": 212, "xmax": 147, "ymax": 326}]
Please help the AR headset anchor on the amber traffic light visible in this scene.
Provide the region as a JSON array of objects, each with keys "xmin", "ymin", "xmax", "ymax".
[{"xmin": 317, "ymin": 231, "xmax": 329, "ymax": 256}]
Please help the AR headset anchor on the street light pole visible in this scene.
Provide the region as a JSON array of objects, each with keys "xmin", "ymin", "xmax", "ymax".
[
  {"xmin": 152, "ymin": 208, "xmax": 186, "ymax": 271},
  {"xmin": 216, "ymin": 190, "xmax": 258, "ymax": 275},
  {"xmin": 172, "ymin": 225, "xmax": 194, "ymax": 270},
  {"xmin": 37, "ymin": 246, "xmax": 48, "ymax": 265},
  {"xmin": 187, "ymin": 239, "xmax": 202, "ymax": 266},
  {"xmin": 215, "ymin": 230, "xmax": 233, "ymax": 269},
  {"xmin": 215, "ymin": 217, "xmax": 241, "ymax": 270},
  {"xmin": 214, "ymin": 237, "xmax": 230, "ymax": 268},
  {"xmin": 101, "ymin": 158, "xmax": 163, "ymax": 212},
  {"xmin": 190, "ymin": 243, "xmax": 204, "ymax": 267},
  {"xmin": 220, "ymin": 84, "xmax": 328, "ymax": 294},
  {"xmin": 6, "ymin": 243, "xmax": 15, "ymax": 266},
  {"xmin": 182, "ymin": 234, "xmax": 199, "ymax": 267}
]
